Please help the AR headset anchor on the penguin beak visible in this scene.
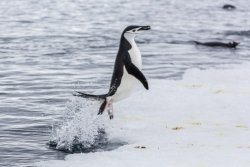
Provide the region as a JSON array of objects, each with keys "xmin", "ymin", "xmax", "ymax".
[{"xmin": 139, "ymin": 26, "xmax": 151, "ymax": 31}]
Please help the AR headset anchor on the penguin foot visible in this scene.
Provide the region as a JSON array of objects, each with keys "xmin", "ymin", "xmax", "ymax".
[
  {"xmin": 98, "ymin": 98, "xmax": 114, "ymax": 120},
  {"xmin": 107, "ymin": 102, "xmax": 113, "ymax": 120},
  {"xmin": 109, "ymin": 114, "xmax": 114, "ymax": 120}
]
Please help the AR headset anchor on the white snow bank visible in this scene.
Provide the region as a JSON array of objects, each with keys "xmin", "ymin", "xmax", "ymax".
[{"xmin": 37, "ymin": 64, "xmax": 250, "ymax": 167}]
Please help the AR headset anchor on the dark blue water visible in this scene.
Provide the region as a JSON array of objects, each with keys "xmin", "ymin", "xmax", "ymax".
[{"xmin": 1, "ymin": 0, "xmax": 250, "ymax": 166}]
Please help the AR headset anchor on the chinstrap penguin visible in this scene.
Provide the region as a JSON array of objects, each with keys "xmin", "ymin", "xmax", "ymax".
[
  {"xmin": 194, "ymin": 41, "xmax": 239, "ymax": 48},
  {"xmin": 74, "ymin": 25, "xmax": 151, "ymax": 119},
  {"xmin": 222, "ymin": 4, "xmax": 236, "ymax": 10}
]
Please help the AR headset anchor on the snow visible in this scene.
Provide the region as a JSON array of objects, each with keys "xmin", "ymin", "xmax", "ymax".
[{"xmin": 37, "ymin": 64, "xmax": 250, "ymax": 167}]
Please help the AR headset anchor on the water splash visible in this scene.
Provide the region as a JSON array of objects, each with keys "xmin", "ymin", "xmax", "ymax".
[{"xmin": 49, "ymin": 97, "xmax": 108, "ymax": 153}]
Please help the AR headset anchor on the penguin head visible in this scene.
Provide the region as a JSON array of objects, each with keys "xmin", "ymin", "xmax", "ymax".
[
  {"xmin": 228, "ymin": 41, "xmax": 239, "ymax": 48},
  {"xmin": 123, "ymin": 25, "xmax": 151, "ymax": 35}
]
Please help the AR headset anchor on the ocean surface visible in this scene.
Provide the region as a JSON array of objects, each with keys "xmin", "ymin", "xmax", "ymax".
[{"xmin": 0, "ymin": 0, "xmax": 250, "ymax": 166}]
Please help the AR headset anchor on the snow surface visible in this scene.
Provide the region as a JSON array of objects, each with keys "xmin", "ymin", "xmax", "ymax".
[{"xmin": 37, "ymin": 64, "xmax": 250, "ymax": 167}]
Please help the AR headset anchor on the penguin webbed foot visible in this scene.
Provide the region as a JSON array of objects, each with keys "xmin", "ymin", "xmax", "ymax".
[
  {"xmin": 109, "ymin": 114, "xmax": 114, "ymax": 120},
  {"xmin": 98, "ymin": 99, "xmax": 114, "ymax": 120},
  {"xmin": 107, "ymin": 103, "xmax": 114, "ymax": 120}
]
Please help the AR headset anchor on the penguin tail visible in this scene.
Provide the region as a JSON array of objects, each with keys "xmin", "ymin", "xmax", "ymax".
[
  {"xmin": 73, "ymin": 91, "xmax": 107, "ymax": 100},
  {"xmin": 193, "ymin": 40, "xmax": 201, "ymax": 45}
]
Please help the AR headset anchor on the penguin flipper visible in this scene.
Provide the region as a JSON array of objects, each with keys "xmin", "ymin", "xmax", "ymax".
[
  {"xmin": 73, "ymin": 91, "xmax": 107, "ymax": 100},
  {"xmin": 124, "ymin": 59, "xmax": 149, "ymax": 90}
]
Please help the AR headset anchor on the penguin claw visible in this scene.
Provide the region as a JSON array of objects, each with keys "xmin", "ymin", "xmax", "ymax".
[
  {"xmin": 109, "ymin": 115, "xmax": 114, "ymax": 120},
  {"xmin": 97, "ymin": 111, "xmax": 103, "ymax": 115}
]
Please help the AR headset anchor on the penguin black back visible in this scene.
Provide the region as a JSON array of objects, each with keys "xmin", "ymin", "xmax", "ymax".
[
  {"xmin": 223, "ymin": 4, "xmax": 236, "ymax": 10},
  {"xmin": 194, "ymin": 41, "xmax": 239, "ymax": 48}
]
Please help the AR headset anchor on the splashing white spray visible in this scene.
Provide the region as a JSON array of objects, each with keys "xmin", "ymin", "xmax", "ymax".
[{"xmin": 50, "ymin": 97, "xmax": 108, "ymax": 152}]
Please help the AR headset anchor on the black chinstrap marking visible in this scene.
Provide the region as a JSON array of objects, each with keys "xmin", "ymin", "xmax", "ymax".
[{"xmin": 122, "ymin": 25, "xmax": 151, "ymax": 34}]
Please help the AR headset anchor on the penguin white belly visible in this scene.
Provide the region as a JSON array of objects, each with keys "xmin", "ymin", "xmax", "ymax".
[
  {"xmin": 111, "ymin": 45, "xmax": 142, "ymax": 102},
  {"xmin": 112, "ymin": 68, "xmax": 137, "ymax": 102}
]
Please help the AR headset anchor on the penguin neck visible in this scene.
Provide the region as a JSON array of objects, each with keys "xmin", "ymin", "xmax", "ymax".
[
  {"xmin": 120, "ymin": 33, "xmax": 136, "ymax": 51},
  {"xmin": 123, "ymin": 33, "xmax": 136, "ymax": 46},
  {"xmin": 121, "ymin": 33, "xmax": 142, "ymax": 69}
]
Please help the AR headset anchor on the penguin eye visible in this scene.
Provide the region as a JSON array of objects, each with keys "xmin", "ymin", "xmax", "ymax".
[{"xmin": 132, "ymin": 29, "xmax": 136, "ymax": 32}]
